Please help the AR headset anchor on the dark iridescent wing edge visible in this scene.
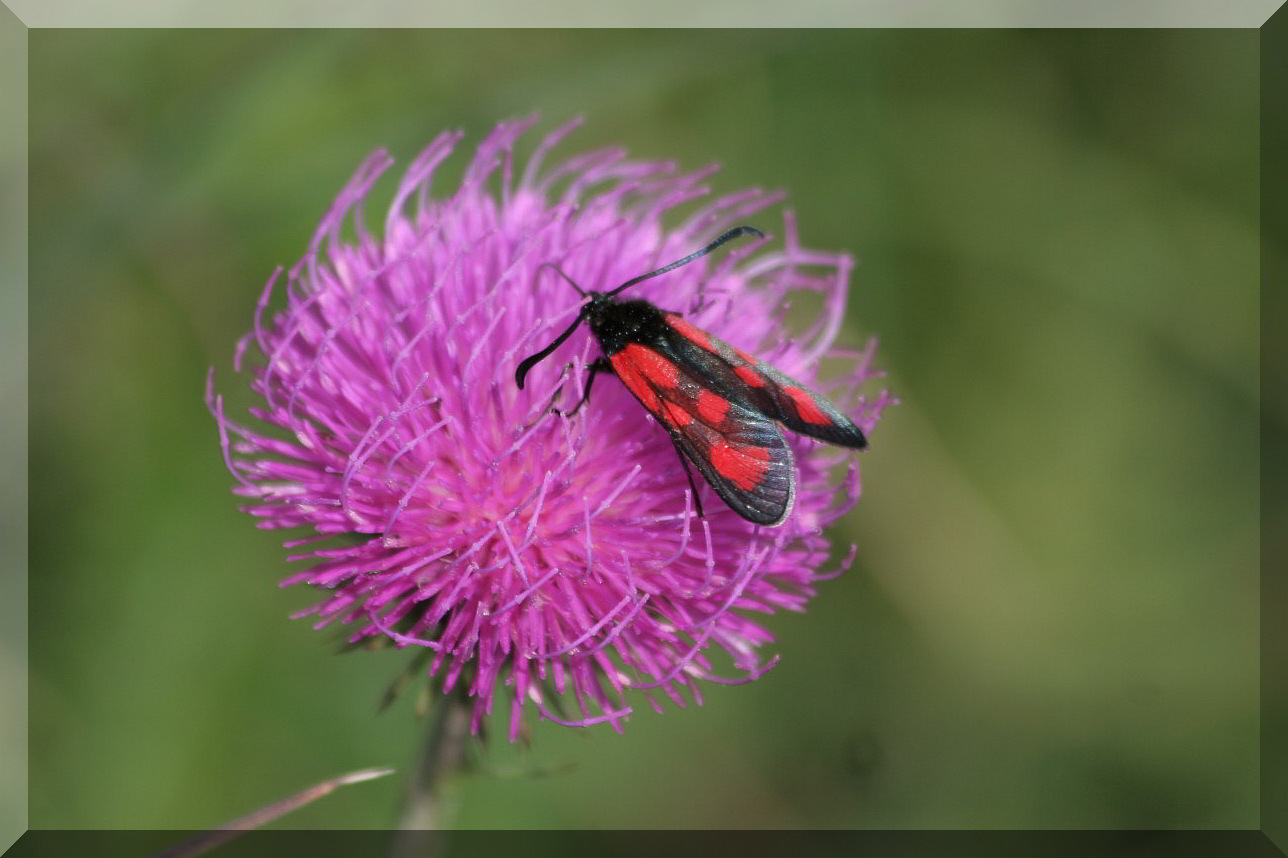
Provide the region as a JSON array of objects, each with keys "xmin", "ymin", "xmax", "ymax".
[
  {"xmin": 659, "ymin": 313, "xmax": 868, "ymax": 449},
  {"xmin": 610, "ymin": 343, "xmax": 796, "ymax": 526},
  {"xmin": 665, "ymin": 405, "xmax": 796, "ymax": 527},
  {"xmin": 749, "ymin": 360, "xmax": 869, "ymax": 448}
]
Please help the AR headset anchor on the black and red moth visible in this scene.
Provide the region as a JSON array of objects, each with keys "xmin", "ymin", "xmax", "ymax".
[{"xmin": 515, "ymin": 226, "xmax": 867, "ymax": 527}]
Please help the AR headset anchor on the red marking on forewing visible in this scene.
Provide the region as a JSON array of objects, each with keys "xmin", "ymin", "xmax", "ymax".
[
  {"xmin": 662, "ymin": 400, "xmax": 693, "ymax": 428},
  {"xmin": 609, "ymin": 351, "xmax": 662, "ymax": 413},
  {"xmin": 622, "ymin": 342, "xmax": 680, "ymax": 390},
  {"xmin": 709, "ymin": 442, "xmax": 771, "ymax": 491},
  {"xmin": 735, "ymin": 364, "xmax": 767, "ymax": 388},
  {"xmin": 696, "ymin": 388, "xmax": 730, "ymax": 426},
  {"xmin": 785, "ymin": 386, "xmax": 830, "ymax": 425},
  {"xmin": 663, "ymin": 313, "xmax": 714, "ymax": 351}
]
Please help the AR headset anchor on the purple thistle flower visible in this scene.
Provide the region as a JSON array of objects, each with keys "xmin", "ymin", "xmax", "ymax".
[{"xmin": 208, "ymin": 117, "xmax": 891, "ymax": 738}]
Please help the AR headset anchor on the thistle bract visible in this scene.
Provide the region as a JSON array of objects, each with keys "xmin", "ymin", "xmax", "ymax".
[{"xmin": 209, "ymin": 117, "xmax": 891, "ymax": 737}]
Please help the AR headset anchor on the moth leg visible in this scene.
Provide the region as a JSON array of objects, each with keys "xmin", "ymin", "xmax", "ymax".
[
  {"xmin": 691, "ymin": 278, "xmax": 709, "ymax": 314},
  {"xmin": 515, "ymin": 363, "xmax": 575, "ymax": 433},
  {"xmin": 669, "ymin": 439, "xmax": 706, "ymax": 519},
  {"xmin": 553, "ymin": 357, "xmax": 612, "ymax": 418},
  {"xmin": 534, "ymin": 362, "xmax": 573, "ymax": 411}
]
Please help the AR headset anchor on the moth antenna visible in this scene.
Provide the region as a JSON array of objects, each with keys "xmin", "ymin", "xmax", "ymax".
[
  {"xmin": 515, "ymin": 313, "xmax": 587, "ymax": 389},
  {"xmin": 536, "ymin": 262, "xmax": 589, "ymax": 298},
  {"xmin": 605, "ymin": 225, "xmax": 764, "ymax": 298}
]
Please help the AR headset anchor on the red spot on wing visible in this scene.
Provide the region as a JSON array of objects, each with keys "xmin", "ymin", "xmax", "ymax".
[
  {"xmin": 609, "ymin": 351, "xmax": 662, "ymax": 413},
  {"xmin": 662, "ymin": 400, "xmax": 693, "ymax": 428},
  {"xmin": 663, "ymin": 313, "xmax": 714, "ymax": 351},
  {"xmin": 735, "ymin": 364, "xmax": 767, "ymax": 388},
  {"xmin": 696, "ymin": 389, "xmax": 730, "ymax": 426},
  {"xmin": 622, "ymin": 342, "xmax": 680, "ymax": 390},
  {"xmin": 709, "ymin": 442, "xmax": 771, "ymax": 491},
  {"xmin": 785, "ymin": 386, "xmax": 830, "ymax": 425}
]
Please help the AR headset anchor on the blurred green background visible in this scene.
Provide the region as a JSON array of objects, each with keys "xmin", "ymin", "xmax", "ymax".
[{"xmin": 27, "ymin": 30, "xmax": 1258, "ymax": 830}]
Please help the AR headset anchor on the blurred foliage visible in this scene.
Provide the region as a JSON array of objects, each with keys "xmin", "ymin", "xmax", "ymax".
[{"xmin": 27, "ymin": 29, "xmax": 1257, "ymax": 831}]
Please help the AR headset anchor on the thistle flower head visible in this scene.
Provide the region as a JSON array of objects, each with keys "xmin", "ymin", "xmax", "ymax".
[{"xmin": 209, "ymin": 117, "xmax": 891, "ymax": 737}]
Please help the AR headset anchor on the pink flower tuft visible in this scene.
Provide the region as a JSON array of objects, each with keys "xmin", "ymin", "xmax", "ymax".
[{"xmin": 208, "ymin": 117, "xmax": 892, "ymax": 737}]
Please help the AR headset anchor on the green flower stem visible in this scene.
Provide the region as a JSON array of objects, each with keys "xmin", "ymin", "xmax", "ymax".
[{"xmin": 389, "ymin": 686, "xmax": 473, "ymax": 857}]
